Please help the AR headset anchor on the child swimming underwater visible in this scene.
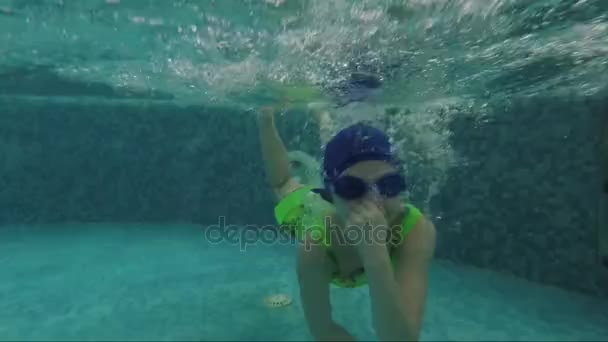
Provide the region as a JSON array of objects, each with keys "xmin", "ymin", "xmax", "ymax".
[{"xmin": 256, "ymin": 103, "xmax": 436, "ymax": 341}]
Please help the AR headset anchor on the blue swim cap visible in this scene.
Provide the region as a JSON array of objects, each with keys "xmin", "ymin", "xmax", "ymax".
[{"xmin": 322, "ymin": 122, "xmax": 397, "ymax": 182}]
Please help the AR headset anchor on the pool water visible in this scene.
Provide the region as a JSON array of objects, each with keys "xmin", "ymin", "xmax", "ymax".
[{"xmin": 1, "ymin": 224, "xmax": 607, "ymax": 341}]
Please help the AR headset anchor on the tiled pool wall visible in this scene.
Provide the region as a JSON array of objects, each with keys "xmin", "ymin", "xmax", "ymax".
[
  {"xmin": 434, "ymin": 91, "xmax": 607, "ymax": 297},
  {"xmin": 0, "ymin": 91, "xmax": 606, "ymax": 297}
]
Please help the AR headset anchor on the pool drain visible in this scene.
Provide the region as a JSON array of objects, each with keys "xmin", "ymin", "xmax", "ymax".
[{"xmin": 264, "ymin": 293, "xmax": 292, "ymax": 308}]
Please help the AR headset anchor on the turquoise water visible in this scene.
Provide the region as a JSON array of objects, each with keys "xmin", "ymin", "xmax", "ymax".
[
  {"xmin": 2, "ymin": 224, "xmax": 608, "ymax": 341},
  {"xmin": 2, "ymin": 0, "xmax": 607, "ymax": 105},
  {"xmin": 2, "ymin": 0, "xmax": 608, "ymax": 341}
]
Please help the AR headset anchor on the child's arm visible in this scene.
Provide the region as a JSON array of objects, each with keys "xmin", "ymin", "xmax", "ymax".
[
  {"xmin": 297, "ymin": 235, "xmax": 356, "ymax": 341},
  {"xmin": 256, "ymin": 106, "xmax": 301, "ymax": 201}
]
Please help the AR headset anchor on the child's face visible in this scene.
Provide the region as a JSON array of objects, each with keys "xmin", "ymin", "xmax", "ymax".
[{"xmin": 331, "ymin": 160, "xmax": 404, "ymax": 222}]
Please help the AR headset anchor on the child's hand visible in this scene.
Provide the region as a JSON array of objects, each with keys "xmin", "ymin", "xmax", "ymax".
[
  {"xmin": 258, "ymin": 101, "xmax": 291, "ymax": 121},
  {"xmin": 343, "ymin": 198, "xmax": 390, "ymax": 257},
  {"xmin": 257, "ymin": 106, "xmax": 275, "ymax": 122}
]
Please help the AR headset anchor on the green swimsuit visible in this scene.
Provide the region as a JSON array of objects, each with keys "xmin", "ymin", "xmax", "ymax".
[{"xmin": 274, "ymin": 185, "xmax": 423, "ymax": 288}]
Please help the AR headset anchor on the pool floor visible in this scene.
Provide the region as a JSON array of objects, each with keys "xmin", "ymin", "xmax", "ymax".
[{"xmin": 1, "ymin": 224, "xmax": 607, "ymax": 341}]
